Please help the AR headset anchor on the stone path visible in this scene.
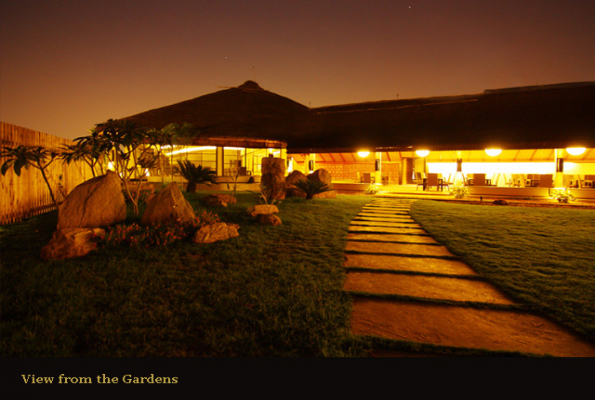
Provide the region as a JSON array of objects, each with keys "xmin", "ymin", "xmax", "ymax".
[{"xmin": 343, "ymin": 198, "xmax": 595, "ymax": 357}]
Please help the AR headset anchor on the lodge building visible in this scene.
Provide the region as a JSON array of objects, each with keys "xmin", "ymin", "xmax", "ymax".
[{"xmin": 124, "ymin": 80, "xmax": 595, "ymax": 199}]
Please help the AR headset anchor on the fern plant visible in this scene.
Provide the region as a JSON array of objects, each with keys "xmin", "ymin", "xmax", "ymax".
[
  {"xmin": 293, "ymin": 179, "xmax": 331, "ymax": 200},
  {"xmin": 176, "ymin": 160, "xmax": 217, "ymax": 192}
]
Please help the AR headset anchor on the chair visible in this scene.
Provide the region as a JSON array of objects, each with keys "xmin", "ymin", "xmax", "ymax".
[
  {"xmin": 538, "ymin": 174, "xmax": 553, "ymax": 188},
  {"xmin": 473, "ymin": 173, "xmax": 486, "ymax": 186},
  {"xmin": 363, "ymin": 172, "xmax": 372, "ymax": 184},
  {"xmin": 426, "ymin": 173, "xmax": 449, "ymax": 191},
  {"xmin": 415, "ymin": 172, "xmax": 425, "ymax": 190}
]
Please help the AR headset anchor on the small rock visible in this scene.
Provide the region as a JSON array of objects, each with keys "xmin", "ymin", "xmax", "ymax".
[
  {"xmin": 202, "ymin": 194, "xmax": 238, "ymax": 207},
  {"xmin": 40, "ymin": 228, "xmax": 105, "ymax": 260},
  {"xmin": 247, "ymin": 204, "xmax": 280, "ymax": 217},
  {"xmin": 493, "ymin": 199, "xmax": 509, "ymax": 205},
  {"xmin": 256, "ymin": 214, "xmax": 282, "ymax": 226},
  {"xmin": 192, "ymin": 222, "xmax": 240, "ymax": 243}
]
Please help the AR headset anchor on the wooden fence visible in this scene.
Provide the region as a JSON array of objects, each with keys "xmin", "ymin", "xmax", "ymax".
[{"xmin": 0, "ymin": 122, "xmax": 93, "ymax": 226}]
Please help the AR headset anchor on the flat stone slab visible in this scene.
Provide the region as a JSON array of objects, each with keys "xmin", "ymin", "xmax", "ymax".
[
  {"xmin": 346, "ymin": 241, "xmax": 455, "ymax": 257},
  {"xmin": 362, "ymin": 206, "xmax": 410, "ymax": 214},
  {"xmin": 355, "ymin": 216, "xmax": 417, "ymax": 223},
  {"xmin": 347, "ymin": 233, "xmax": 438, "ymax": 244},
  {"xmin": 358, "ymin": 212, "xmax": 415, "ymax": 219},
  {"xmin": 349, "ymin": 226, "xmax": 428, "ymax": 235},
  {"xmin": 344, "ymin": 271, "xmax": 515, "ymax": 304},
  {"xmin": 350, "ymin": 298, "xmax": 595, "ymax": 357},
  {"xmin": 344, "ymin": 254, "xmax": 477, "ymax": 275},
  {"xmin": 350, "ymin": 221, "xmax": 422, "ymax": 228}
]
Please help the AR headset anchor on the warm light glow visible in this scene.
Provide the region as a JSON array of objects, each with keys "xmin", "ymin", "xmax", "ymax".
[
  {"xmin": 107, "ymin": 162, "xmax": 115, "ymax": 171},
  {"xmin": 415, "ymin": 149, "xmax": 430, "ymax": 157},
  {"xmin": 485, "ymin": 148, "xmax": 502, "ymax": 157},
  {"xmin": 163, "ymin": 146, "xmax": 216, "ymax": 156},
  {"xmin": 357, "ymin": 151, "xmax": 370, "ymax": 158},
  {"xmin": 566, "ymin": 147, "xmax": 586, "ymax": 156}
]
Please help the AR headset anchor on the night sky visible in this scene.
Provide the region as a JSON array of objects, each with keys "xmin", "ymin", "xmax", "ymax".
[{"xmin": 1, "ymin": 0, "xmax": 594, "ymax": 141}]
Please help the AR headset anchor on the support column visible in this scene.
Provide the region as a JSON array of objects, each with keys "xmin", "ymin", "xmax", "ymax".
[
  {"xmin": 554, "ymin": 149, "xmax": 565, "ymax": 188},
  {"xmin": 374, "ymin": 152, "xmax": 382, "ymax": 184},
  {"xmin": 216, "ymin": 146, "xmax": 224, "ymax": 177}
]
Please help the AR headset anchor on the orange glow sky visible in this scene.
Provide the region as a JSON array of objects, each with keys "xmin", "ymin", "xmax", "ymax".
[{"xmin": 1, "ymin": 0, "xmax": 594, "ymax": 141}]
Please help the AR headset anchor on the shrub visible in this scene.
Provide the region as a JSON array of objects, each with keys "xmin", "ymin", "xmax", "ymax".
[{"xmin": 292, "ymin": 179, "xmax": 331, "ymax": 200}]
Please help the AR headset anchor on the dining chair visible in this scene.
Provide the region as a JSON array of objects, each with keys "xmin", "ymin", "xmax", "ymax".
[
  {"xmin": 473, "ymin": 173, "xmax": 486, "ymax": 186},
  {"xmin": 538, "ymin": 174, "xmax": 553, "ymax": 188},
  {"xmin": 415, "ymin": 172, "xmax": 425, "ymax": 190}
]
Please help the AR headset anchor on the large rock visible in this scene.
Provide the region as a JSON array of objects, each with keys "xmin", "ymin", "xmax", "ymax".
[
  {"xmin": 57, "ymin": 171, "xmax": 126, "ymax": 230},
  {"xmin": 285, "ymin": 170, "xmax": 307, "ymax": 198},
  {"xmin": 261, "ymin": 156, "xmax": 286, "ymax": 201},
  {"xmin": 40, "ymin": 228, "xmax": 105, "ymax": 260},
  {"xmin": 192, "ymin": 222, "xmax": 240, "ymax": 243},
  {"xmin": 307, "ymin": 169, "xmax": 333, "ymax": 188},
  {"xmin": 256, "ymin": 214, "xmax": 282, "ymax": 226},
  {"xmin": 246, "ymin": 204, "xmax": 279, "ymax": 217},
  {"xmin": 202, "ymin": 194, "xmax": 238, "ymax": 207},
  {"xmin": 141, "ymin": 183, "xmax": 196, "ymax": 226}
]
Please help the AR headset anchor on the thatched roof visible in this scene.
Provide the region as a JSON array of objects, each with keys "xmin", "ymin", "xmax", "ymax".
[
  {"xmin": 290, "ymin": 82, "xmax": 595, "ymax": 153},
  {"xmin": 124, "ymin": 81, "xmax": 309, "ymax": 146},
  {"xmin": 124, "ymin": 80, "xmax": 595, "ymax": 152}
]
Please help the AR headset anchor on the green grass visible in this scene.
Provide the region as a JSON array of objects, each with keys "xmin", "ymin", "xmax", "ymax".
[
  {"xmin": 1, "ymin": 191, "xmax": 372, "ymax": 357},
  {"xmin": 409, "ymin": 200, "xmax": 595, "ymax": 343}
]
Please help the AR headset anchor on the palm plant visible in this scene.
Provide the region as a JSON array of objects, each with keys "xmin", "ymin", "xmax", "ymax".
[
  {"xmin": 176, "ymin": 160, "xmax": 217, "ymax": 192},
  {"xmin": 292, "ymin": 179, "xmax": 331, "ymax": 200},
  {"xmin": 1, "ymin": 145, "xmax": 60, "ymax": 208}
]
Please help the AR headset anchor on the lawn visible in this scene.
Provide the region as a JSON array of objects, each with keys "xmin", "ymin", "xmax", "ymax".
[
  {"xmin": 2, "ymin": 193, "xmax": 594, "ymax": 357},
  {"xmin": 409, "ymin": 200, "xmax": 595, "ymax": 343},
  {"xmin": 0, "ymin": 191, "xmax": 372, "ymax": 357}
]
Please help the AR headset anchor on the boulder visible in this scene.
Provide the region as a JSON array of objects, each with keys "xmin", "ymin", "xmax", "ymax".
[
  {"xmin": 247, "ymin": 204, "xmax": 279, "ymax": 217},
  {"xmin": 256, "ymin": 214, "xmax": 282, "ymax": 226},
  {"xmin": 140, "ymin": 183, "xmax": 196, "ymax": 226},
  {"xmin": 285, "ymin": 170, "xmax": 307, "ymax": 198},
  {"xmin": 40, "ymin": 228, "xmax": 105, "ymax": 260},
  {"xmin": 192, "ymin": 222, "xmax": 240, "ymax": 244},
  {"xmin": 57, "ymin": 171, "xmax": 126, "ymax": 230},
  {"xmin": 261, "ymin": 156, "xmax": 286, "ymax": 201},
  {"xmin": 202, "ymin": 194, "xmax": 238, "ymax": 207},
  {"xmin": 493, "ymin": 199, "xmax": 509, "ymax": 206},
  {"xmin": 308, "ymin": 169, "xmax": 333, "ymax": 188}
]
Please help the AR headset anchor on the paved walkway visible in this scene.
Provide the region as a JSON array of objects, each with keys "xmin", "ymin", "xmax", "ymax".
[{"xmin": 343, "ymin": 198, "xmax": 595, "ymax": 357}]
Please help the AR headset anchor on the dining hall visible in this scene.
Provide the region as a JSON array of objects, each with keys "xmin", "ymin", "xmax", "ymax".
[{"xmin": 124, "ymin": 80, "xmax": 595, "ymax": 200}]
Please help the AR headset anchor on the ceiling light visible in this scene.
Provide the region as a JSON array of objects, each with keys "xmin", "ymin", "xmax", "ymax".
[
  {"xmin": 566, "ymin": 147, "xmax": 586, "ymax": 156},
  {"xmin": 357, "ymin": 151, "xmax": 370, "ymax": 158},
  {"xmin": 415, "ymin": 149, "xmax": 430, "ymax": 157},
  {"xmin": 485, "ymin": 148, "xmax": 502, "ymax": 157}
]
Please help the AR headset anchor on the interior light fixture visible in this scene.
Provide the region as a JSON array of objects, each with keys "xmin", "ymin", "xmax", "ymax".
[
  {"xmin": 415, "ymin": 149, "xmax": 430, "ymax": 157},
  {"xmin": 357, "ymin": 151, "xmax": 370, "ymax": 158},
  {"xmin": 566, "ymin": 147, "xmax": 586, "ymax": 156},
  {"xmin": 485, "ymin": 148, "xmax": 502, "ymax": 157}
]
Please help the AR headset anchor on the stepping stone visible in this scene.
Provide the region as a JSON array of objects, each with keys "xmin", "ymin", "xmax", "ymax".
[
  {"xmin": 350, "ymin": 221, "xmax": 422, "ymax": 228},
  {"xmin": 350, "ymin": 298, "xmax": 595, "ymax": 357},
  {"xmin": 349, "ymin": 225, "xmax": 428, "ymax": 235},
  {"xmin": 354, "ymin": 216, "xmax": 417, "ymax": 223},
  {"xmin": 344, "ymin": 254, "xmax": 477, "ymax": 275},
  {"xmin": 363, "ymin": 207, "xmax": 409, "ymax": 213},
  {"xmin": 347, "ymin": 233, "xmax": 438, "ymax": 244},
  {"xmin": 345, "ymin": 241, "xmax": 456, "ymax": 257},
  {"xmin": 358, "ymin": 213, "xmax": 414, "ymax": 219},
  {"xmin": 344, "ymin": 271, "xmax": 515, "ymax": 304}
]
